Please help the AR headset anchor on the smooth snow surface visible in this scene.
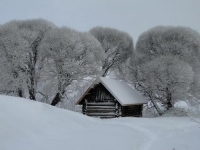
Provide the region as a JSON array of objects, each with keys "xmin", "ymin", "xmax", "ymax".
[
  {"xmin": 1, "ymin": 95, "xmax": 200, "ymax": 150},
  {"xmin": 100, "ymin": 77, "xmax": 147, "ymax": 105}
]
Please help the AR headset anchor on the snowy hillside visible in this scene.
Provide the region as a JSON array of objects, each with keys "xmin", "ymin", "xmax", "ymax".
[{"xmin": 0, "ymin": 95, "xmax": 200, "ymax": 150}]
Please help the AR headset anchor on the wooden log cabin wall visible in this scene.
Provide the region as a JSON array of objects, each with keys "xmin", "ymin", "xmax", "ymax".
[
  {"xmin": 82, "ymin": 83, "xmax": 122, "ymax": 118},
  {"xmin": 76, "ymin": 77, "xmax": 147, "ymax": 119}
]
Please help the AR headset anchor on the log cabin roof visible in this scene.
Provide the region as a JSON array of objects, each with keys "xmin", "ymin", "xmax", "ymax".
[{"xmin": 76, "ymin": 77, "xmax": 147, "ymax": 106}]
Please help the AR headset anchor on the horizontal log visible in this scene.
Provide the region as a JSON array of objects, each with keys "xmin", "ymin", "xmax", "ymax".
[
  {"xmin": 87, "ymin": 115, "xmax": 116, "ymax": 118},
  {"xmin": 87, "ymin": 106, "xmax": 116, "ymax": 109},
  {"xmin": 86, "ymin": 109, "xmax": 116, "ymax": 113},
  {"xmin": 87, "ymin": 102, "xmax": 116, "ymax": 106},
  {"xmin": 86, "ymin": 112, "xmax": 116, "ymax": 116},
  {"xmin": 89, "ymin": 116, "xmax": 116, "ymax": 119}
]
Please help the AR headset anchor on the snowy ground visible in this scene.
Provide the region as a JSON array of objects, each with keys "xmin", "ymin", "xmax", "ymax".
[{"xmin": 0, "ymin": 95, "xmax": 200, "ymax": 150}]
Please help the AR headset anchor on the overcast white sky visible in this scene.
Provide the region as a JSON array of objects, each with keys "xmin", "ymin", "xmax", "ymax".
[{"xmin": 0, "ymin": 0, "xmax": 200, "ymax": 43}]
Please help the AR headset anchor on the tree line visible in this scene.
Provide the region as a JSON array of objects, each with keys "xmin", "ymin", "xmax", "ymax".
[
  {"xmin": 0, "ymin": 19, "xmax": 133, "ymax": 107},
  {"xmin": 0, "ymin": 19, "xmax": 200, "ymax": 115}
]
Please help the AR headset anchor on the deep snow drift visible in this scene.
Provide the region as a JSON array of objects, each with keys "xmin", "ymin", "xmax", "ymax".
[{"xmin": 0, "ymin": 95, "xmax": 200, "ymax": 150}]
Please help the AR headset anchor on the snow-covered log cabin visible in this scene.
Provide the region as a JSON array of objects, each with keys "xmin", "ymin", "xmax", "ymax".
[{"xmin": 76, "ymin": 77, "xmax": 147, "ymax": 118}]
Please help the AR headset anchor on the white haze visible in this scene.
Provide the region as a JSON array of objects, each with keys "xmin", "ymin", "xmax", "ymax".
[{"xmin": 0, "ymin": 0, "xmax": 200, "ymax": 42}]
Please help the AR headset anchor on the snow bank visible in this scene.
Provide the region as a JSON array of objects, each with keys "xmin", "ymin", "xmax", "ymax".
[{"xmin": 0, "ymin": 95, "xmax": 200, "ymax": 150}]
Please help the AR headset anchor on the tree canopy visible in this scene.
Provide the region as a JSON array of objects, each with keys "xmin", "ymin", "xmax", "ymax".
[
  {"xmin": 1, "ymin": 19, "xmax": 200, "ymax": 115},
  {"xmin": 131, "ymin": 26, "xmax": 200, "ymax": 114},
  {"xmin": 90, "ymin": 27, "xmax": 134, "ymax": 77}
]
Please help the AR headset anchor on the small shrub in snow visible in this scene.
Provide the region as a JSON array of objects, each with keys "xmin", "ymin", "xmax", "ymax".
[{"xmin": 163, "ymin": 108, "xmax": 188, "ymax": 117}]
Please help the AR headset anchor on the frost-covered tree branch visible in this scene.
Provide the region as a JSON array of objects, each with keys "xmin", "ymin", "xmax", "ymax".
[
  {"xmin": 90, "ymin": 27, "xmax": 134, "ymax": 77},
  {"xmin": 39, "ymin": 28, "xmax": 105, "ymax": 106}
]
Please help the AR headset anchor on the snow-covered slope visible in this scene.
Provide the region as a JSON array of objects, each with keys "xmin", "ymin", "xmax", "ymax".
[{"xmin": 0, "ymin": 95, "xmax": 200, "ymax": 150}]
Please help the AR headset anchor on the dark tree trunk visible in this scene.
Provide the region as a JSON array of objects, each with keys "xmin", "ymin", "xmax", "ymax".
[
  {"xmin": 13, "ymin": 71, "xmax": 23, "ymax": 98},
  {"xmin": 102, "ymin": 52, "xmax": 118, "ymax": 77},
  {"xmin": 166, "ymin": 88, "xmax": 172, "ymax": 110},
  {"xmin": 102, "ymin": 66, "xmax": 110, "ymax": 77},
  {"xmin": 28, "ymin": 31, "xmax": 46, "ymax": 101},
  {"xmin": 148, "ymin": 92, "xmax": 164, "ymax": 116},
  {"xmin": 18, "ymin": 88, "xmax": 23, "ymax": 97},
  {"xmin": 51, "ymin": 93, "xmax": 61, "ymax": 106},
  {"xmin": 29, "ymin": 89, "xmax": 36, "ymax": 100}
]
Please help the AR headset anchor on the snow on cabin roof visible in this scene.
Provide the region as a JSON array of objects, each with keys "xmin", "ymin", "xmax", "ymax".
[
  {"xmin": 76, "ymin": 77, "xmax": 147, "ymax": 106},
  {"xmin": 99, "ymin": 77, "xmax": 147, "ymax": 106}
]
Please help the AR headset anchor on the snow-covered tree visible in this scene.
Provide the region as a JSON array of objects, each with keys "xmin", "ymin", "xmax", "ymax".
[
  {"xmin": 136, "ymin": 26, "xmax": 200, "ymax": 97},
  {"xmin": 138, "ymin": 56, "xmax": 194, "ymax": 111},
  {"xmin": 15, "ymin": 19, "xmax": 55, "ymax": 100},
  {"xmin": 0, "ymin": 22, "xmax": 28, "ymax": 97},
  {"xmin": 0, "ymin": 19, "xmax": 55, "ymax": 100},
  {"xmin": 136, "ymin": 26, "xmax": 200, "ymax": 64},
  {"xmin": 39, "ymin": 27, "xmax": 104, "ymax": 106},
  {"xmin": 90, "ymin": 27, "xmax": 133, "ymax": 77},
  {"xmin": 130, "ymin": 26, "xmax": 200, "ymax": 114}
]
